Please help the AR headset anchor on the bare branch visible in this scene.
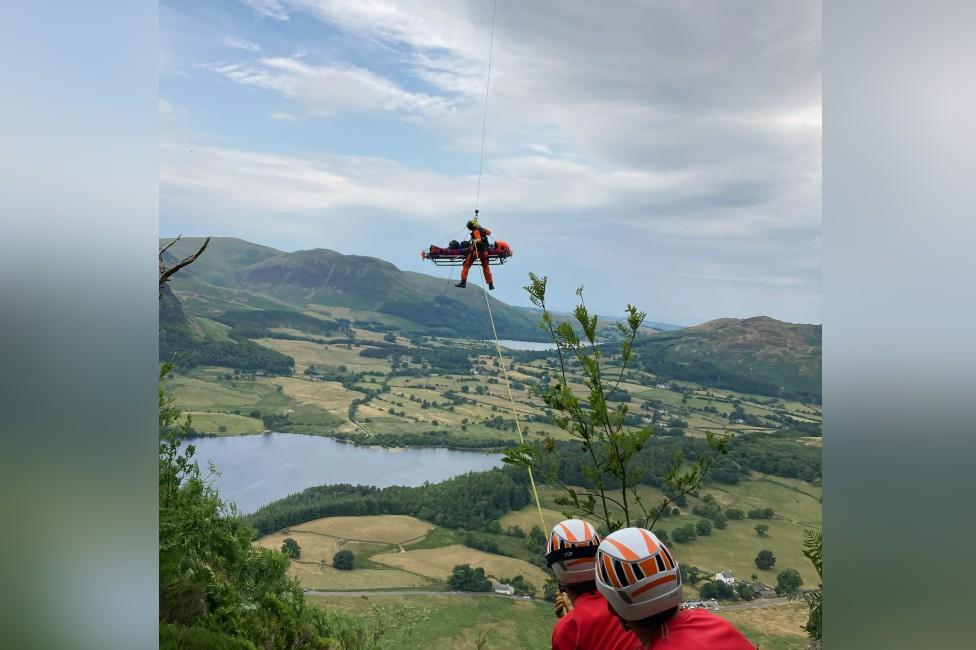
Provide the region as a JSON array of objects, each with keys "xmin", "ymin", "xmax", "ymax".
[
  {"xmin": 158, "ymin": 235, "xmax": 182, "ymax": 259},
  {"xmin": 159, "ymin": 236, "xmax": 211, "ymax": 293}
]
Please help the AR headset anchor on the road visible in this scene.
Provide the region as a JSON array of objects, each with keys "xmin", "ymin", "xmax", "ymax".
[
  {"xmin": 713, "ymin": 597, "xmax": 790, "ymax": 612},
  {"xmin": 305, "ymin": 589, "xmax": 529, "ymax": 600},
  {"xmin": 304, "ymin": 589, "xmax": 793, "ymax": 611}
]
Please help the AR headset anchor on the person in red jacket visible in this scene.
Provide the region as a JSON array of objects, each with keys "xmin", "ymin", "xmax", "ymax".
[
  {"xmin": 595, "ymin": 527, "xmax": 755, "ymax": 649},
  {"xmin": 546, "ymin": 519, "xmax": 642, "ymax": 650},
  {"xmin": 455, "ymin": 213, "xmax": 494, "ymax": 290}
]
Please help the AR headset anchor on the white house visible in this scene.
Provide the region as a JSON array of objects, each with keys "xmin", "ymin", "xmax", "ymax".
[{"xmin": 714, "ymin": 570, "xmax": 735, "ymax": 586}]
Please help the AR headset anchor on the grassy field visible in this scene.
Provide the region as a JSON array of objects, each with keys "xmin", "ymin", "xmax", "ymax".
[
  {"xmin": 530, "ymin": 477, "xmax": 821, "ymax": 588},
  {"xmin": 195, "ymin": 317, "xmax": 234, "ymax": 342},
  {"xmin": 290, "ymin": 562, "xmax": 433, "ymax": 590},
  {"xmin": 655, "ymin": 480, "xmax": 821, "ymax": 586},
  {"xmin": 718, "ymin": 602, "xmax": 809, "ymax": 650},
  {"xmin": 499, "ymin": 505, "xmax": 566, "ymax": 534},
  {"xmin": 373, "ymin": 544, "xmax": 550, "ymax": 591},
  {"xmin": 254, "ymin": 530, "xmax": 341, "ymax": 563},
  {"xmin": 253, "ymin": 338, "xmax": 391, "ymax": 374},
  {"xmin": 310, "ymin": 594, "xmax": 809, "ymax": 650},
  {"xmin": 169, "ymin": 375, "xmax": 271, "ymax": 410},
  {"xmin": 264, "ymin": 477, "xmax": 821, "ymax": 597},
  {"xmin": 290, "ymin": 515, "xmax": 434, "ymax": 545},
  {"xmin": 184, "ymin": 411, "xmax": 264, "ymax": 435},
  {"xmin": 171, "ymin": 326, "xmax": 819, "ymax": 442},
  {"xmin": 254, "ymin": 515, "xmax": 441, "ymax": 590},
  {"xmin": 310, "ymin": 594, "xmax": 553, "ymax": 650}
]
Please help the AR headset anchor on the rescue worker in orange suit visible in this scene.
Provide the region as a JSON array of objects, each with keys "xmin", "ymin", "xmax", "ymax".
[{"xmin": 455, "ymin": 214, "xmax": 494, "ymax": 290}]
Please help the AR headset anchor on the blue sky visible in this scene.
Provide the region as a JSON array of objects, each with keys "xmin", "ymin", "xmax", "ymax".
[{"xmin": 160, "ymin": 0, "xmax": 821, "ymax": 326}]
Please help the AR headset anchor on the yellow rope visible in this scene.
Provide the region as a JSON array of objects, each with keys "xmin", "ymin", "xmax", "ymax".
[{"xmin": 482, "ymin": 284, "xmax": 548, "ymax": 534}]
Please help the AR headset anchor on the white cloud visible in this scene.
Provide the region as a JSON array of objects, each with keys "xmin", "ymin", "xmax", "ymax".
[
  {"xmin": 204, "ymin": 56, "xmax": 456, "ymax": 118},
  {"xmin": 160, "ymin": 140, "xmax": 692, "ymax": 219},
  {"xmin": 222, "ymin": 35, "xmax": 261, "ymax": 52},
  {"xmin": 242, "ymin": 0, "xmax": 290, "ymax": 20},
  {"xmin": 269, "ymin": 111, "xmax": 299, "ymax": 121}
]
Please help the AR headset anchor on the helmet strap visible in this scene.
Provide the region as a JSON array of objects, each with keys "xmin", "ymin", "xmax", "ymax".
[{"xmin": 545, "ymin": 545, "xmax": 599, "ymax": 568}]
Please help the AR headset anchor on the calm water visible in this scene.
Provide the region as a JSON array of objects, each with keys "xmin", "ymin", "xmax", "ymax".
[
  {"xmin": 184, "ymin": 433, "xmax": 502, "ymax": 514},
  {"xmin": 490, "ymin": 339, "xmax": 558, "ymax": 351}
]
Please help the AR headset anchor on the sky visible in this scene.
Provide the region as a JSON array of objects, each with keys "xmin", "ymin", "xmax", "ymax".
[{"xmin": 160, "ymin": 0, "xmax": 821, "ymax": 326}]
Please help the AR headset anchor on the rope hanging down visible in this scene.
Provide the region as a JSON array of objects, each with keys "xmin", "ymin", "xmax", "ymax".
[
  {"xmin": 483, "ymin": 288, "xmax": 548, "ymax": 533},
  {"xmin": 471, "ymin": 0, "xmax": 547, "ymax": 533},
  {"xmin": 475, "ymin": 0, "xmax": 498, "ymax": 211}
]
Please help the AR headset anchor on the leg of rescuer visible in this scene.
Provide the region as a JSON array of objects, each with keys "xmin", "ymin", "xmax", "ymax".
[
  {"xmin": 480, "ymin": 250, "xmax": 494, "ymax": 288},
  {"xmin": 456, "ymin": 249, "xmax": 475, "ymax": 288}
]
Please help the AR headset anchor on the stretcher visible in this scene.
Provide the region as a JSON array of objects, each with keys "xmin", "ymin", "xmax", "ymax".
[{"xmin": 421, "ymin": 242, "xmax": 512, "ymax": 267}]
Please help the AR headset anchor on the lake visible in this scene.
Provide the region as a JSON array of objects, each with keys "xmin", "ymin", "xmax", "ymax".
[
  {"xmin": 489, "ymin": 339, "xmax": 558, "ymax": 351},
  {"xmin": 183, "ymin": 433, "xmax": 502, "ymax": 514}
]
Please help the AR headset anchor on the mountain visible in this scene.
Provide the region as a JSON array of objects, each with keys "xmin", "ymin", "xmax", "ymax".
[
  {"xmin": 160, "ymin": 237, "xmax": 546, "ymax": 341},
  {"xmin": 631, "ymin": 316, "xmax": 822, "ymax": 402}
]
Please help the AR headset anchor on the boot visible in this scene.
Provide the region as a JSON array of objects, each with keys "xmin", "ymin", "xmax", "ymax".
[
  {"xmin": 488, "ymin": 282, "xmax": 495, "ymax": 290},
  {"xmin": 455, "ymin": 279, "xmax": 466, "ymax": 288}
]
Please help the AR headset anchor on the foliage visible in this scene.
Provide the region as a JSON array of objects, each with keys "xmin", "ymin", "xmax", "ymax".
[
  {"xmin": 680, "ymin": 565, "xmax": 704, "ymax": 585},
  {"xmin": 247, "ymin": 467, "xmax": 531, "ymax": 536},
  {"xmin": 159, "ymin": 287, "xmax": 295, "ymax": 375},
  {"xmin": 671, "ymin": 523, "xmax": 698, "ymax": 544},
  {"xmin": 332, "ymin": 430, "xmax": 506, "ymax": 450},
  {"xmin": 655, "ymin": 529, "xmax": 672, "ymax": 546},
  {"xmin": 333, "ymin": 550, "xmax": 355, "ymax": 571},
  {"xmin": 218, "ymin": 309, "xmax": 349, "ymax": 339},
  {"xmin": 695, "ymin": 519, "xmax": 713, "ymax": 536},
  {"xmin": 727, "ymin": 431, "xmax": 821, "ymax": 482},
  {"xmin": 359, "ymin": 603, "xmax": 431, "ymax": 650},
  {"xmin": 159, "ymin": 623, "xmax": 254, "ymax": 649},
  {"xmin": 281, "ymin": 537, "xmax": 301, "ymax": 559},
  {"xmin": 524, "ymin": 525, "xmax": 547, "ymax": 553},
  {"xmin": 463, "ymin": 532, "xmax": 501, "ymax": 555},
  {"xmin": 748, "ymin": 508, "xmax": 775, "ymax": 520},
  {"xmin": 503, "ymin": 275, "xmax": 729, "ymax": 533},
  {"xmin": 726, "ymin": 508, "xmax": 744, "ymax": 520},
  {"xmin": 699, "ymin": 580, "xmax": 735, "ymax": 600},
  {"xmin": 543, "ymin": 579, "xmax": 559, "ymax": 602},
  {"xmin": 448, "ymin": 564, "xmax": 492, "ymax": 592},
  {"xmin": 755, "ymin": 524, "xmax": 770, "ymax": 537},
  {"xmin": 796, "ymin": 530, "xmax": 822, "ymax": 641},
  {"xmin": 158, "ymin": 363, "xmax": 373, "ymax": 648},
  {"xmin": 755, "ymin": 550, "xmax": 776, "ymax": 570},
  {"xmin": 776, "ymin": 569, "xmax": 804, "ymax": 596},
  {"xmin": 735, "ymin": 582, "xmax": 755, "ymax": 601},
  {"xmin": 499, "ymin": 574, "xmax": 537, "ymax": 597}
]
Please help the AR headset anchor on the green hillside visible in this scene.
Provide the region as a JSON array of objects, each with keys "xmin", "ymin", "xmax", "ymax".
[
  {"xmin": 160, "ymin": 237, "xmax": 545, "ymax": 341},
  {"xmin": 159, "ymin": 284, "xmax": 295, "ymax": 374},
  {"xmin": 631, "ymin": 316, "xmax": 822, "ymax": 402}
]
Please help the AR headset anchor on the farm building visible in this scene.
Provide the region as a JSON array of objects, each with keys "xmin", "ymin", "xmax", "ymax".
[{"xmin": 714, "ymin": 570, "xmax": 735, "ymax": 585}]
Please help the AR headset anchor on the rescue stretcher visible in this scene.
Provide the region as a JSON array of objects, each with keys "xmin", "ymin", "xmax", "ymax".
[{"xmin": 421, "ymin": 241, "xmax": 513, "ymax": 267}]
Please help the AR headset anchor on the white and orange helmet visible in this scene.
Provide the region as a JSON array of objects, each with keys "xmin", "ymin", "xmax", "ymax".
[
  {"xmin": 545, "ymin": 519, "xmax": 602, "ymax": 584},
  {"xmin": 595, "ymin": 528, "xmax": 682, "ymax": 621}
]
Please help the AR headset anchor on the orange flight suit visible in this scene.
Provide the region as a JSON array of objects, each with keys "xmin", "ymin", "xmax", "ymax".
[{"xmin": 461, "ymin": 226, "xmax": 493, "ymax": 284}]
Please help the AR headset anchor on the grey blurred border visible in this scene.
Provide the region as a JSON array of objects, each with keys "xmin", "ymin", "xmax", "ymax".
[
  {"xmin": 825, "ymin": 1, "xmax": 976, "ymax": 647},
  {"xmin": 3, "ymin": 1, "xmax": 976, "ymax": 648},
  {"xmin": 0, "ymin": 2, "xmax": 158, "ymax": 648}
]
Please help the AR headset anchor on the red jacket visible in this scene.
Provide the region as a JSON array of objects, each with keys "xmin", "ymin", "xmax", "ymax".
[
  {"xmin": 646, "ymin": 609, "xmax": 755, "ymax": 649},
  {"xmin": 552, "ymin": 592, "xmax": 641, "ymax": 650}
]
